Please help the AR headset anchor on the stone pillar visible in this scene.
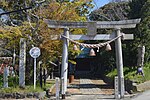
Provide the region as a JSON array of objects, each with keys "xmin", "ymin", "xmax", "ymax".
[
  {"xmin": 137, "ymin": 45, "xmax": 145, "ymax": 67},
  {"xmin": 19, "ymin": 38, "xmax": 26, "ymax": 88},
  {"xmin": 56, "ymin": 77, "xmax": 60, "ymax": 100},
  {"xmin": 3, "ymin": 66, "xmax": 9, "ymax": 88}
]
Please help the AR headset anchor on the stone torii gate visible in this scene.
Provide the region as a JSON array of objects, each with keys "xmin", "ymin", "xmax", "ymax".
[{"xmin": 45, "ymin": 19, "xmax": 140, "ymax": 99}]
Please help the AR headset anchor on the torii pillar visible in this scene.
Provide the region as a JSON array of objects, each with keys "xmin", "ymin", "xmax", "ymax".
[
  {"xmin": 61, "ymin": 28, "xmax": 69, "ymax": 98},
  {"xmin": 115, "ymin": 28, "xmax": 124, "ymax": 97}
]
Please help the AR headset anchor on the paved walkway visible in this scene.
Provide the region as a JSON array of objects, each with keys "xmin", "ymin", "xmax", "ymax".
[
  {"xmin": 80, "ymin": 79, "xmax": 103, "ymax": 94},
  {"xmin": 61, "ymin": 77, "xmax": 115, "ymax": 100},
  {"xmin": 131, "ymin": 90, "xmax": 150, "ymax": 100},
  {"xmin": 65, "ymin": 94, "xmax": 115, "ymax": 100},
  {"xmin": 67, "ymin": 78, "xmax": 114, "ymax": 100},
  {"xmin": 50, "ymin": 78, "xmax": 115, "ymax": 100},
  {"xmin": 50, "ymin": 71, "xmax": 114, "ymax": 99}
]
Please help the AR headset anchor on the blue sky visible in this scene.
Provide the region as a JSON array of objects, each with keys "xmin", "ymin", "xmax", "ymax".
[{"xmin": 93, "ymin": 0, "xmax": 110, "ymax": 10}]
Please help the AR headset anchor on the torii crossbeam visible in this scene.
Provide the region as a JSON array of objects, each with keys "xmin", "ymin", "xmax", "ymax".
[{"xmin": 45, "ymin": 19, "xmax": 141, "ymax": 99}]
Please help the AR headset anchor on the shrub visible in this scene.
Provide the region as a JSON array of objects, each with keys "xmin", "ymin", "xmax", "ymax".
[{"xmin": 106, "ymin": 63, "xmax": 150, "ymax": 84}]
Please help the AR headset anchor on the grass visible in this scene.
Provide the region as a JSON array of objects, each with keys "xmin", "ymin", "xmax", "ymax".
[
  {"xmin": 0, "ymin": 77, "xmax": 55, "ymax": 93},
  {"xmin": 0, "ymin": 85, "xmax": 43, "ymax": 93},
  {"xmin": 39, "ymin": 79, "xmax": 55, "ymax": 90},
  {"xmin": 106, "ymin": 62, "xmax": 150, "ymax": 84}
]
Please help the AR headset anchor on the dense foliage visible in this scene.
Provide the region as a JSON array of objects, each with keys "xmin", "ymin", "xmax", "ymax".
[
  {"xmin": 89, "ymin": 2, "xmax": 130, "ymax": 21},
  {"xmin": 0, "ymin": 0, "xmax": 93, "ymax": 86},
  {"xmin": 89, "ymin": 0, "xmax": 149, "ymax": 75},
  {"xmin": 107, "ymin": 62, "xmax": 150, "ymax": 84},
  {"xmin": 138, "ymin": 0, "xmax": 150, "ymax": 62}
]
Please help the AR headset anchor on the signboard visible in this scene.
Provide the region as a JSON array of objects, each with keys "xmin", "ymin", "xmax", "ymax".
[
  {"xmin": 29, "ymin": 47, "xmax": 41, "ymax": 58},
  {"xmin": 29, "ymin": 47, "xmax": 41, "ymax": 89}
]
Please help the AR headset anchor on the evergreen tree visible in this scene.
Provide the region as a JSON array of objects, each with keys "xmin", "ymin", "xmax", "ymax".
[
  {"xmin": 129, "ymin": 0, "xmax": 147, "ymax": 19},
  {"xmin": 89, "ymin": 2, "xmax": 130, "ymax": 21},
  {"xmin": 138, "ymin": 0, "xmax": 150, "ymax": 61}
]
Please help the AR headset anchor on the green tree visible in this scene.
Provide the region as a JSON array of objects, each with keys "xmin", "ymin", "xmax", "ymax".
[
  {"xmin": 0, "ymin": 0, "xmax": 92, "ymax": 85},
  {"xmin": 128, "ymin": 0, "xmax": 147, "ymax": 19},
  {"xmin": 36, "ymin": 1, "xmax": 88, "ymax": 63},
  {"xmin": 89, "ymin": 2, "xmax": 130, "ymax": 21},
  {"xmin": 56, "ymin": 0, "xmax": 94, "ymax": 17},
  {"xmin": 89, "ymin": 2, "xmax": 133, "ymax": 70},
  {"xmin": 138, "ymin": 0, "xmax": 150, "ymax": 61}
]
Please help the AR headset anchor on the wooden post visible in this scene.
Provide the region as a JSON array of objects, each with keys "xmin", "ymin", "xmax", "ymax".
[
  {"xmin": 39, "ymin": 61, "xmax": 43, "ymax": 88},
  {"xmin": 61, "ymin": 28, "xmax": 69, "ymax": 99},
  {"xmin": 115, "ymin": 28, "xmax": 125, "ymax": 98},
  {"xmin": 43, "ymin": 68, "xmax": 46, "ymax": 86},
  {"xmin": 40, "ymin": 65, "xmax": 42, "ymax": 88},
  {"xmin": 19, "ymin": 38, "xmax": 26, "ymax": 88}
]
